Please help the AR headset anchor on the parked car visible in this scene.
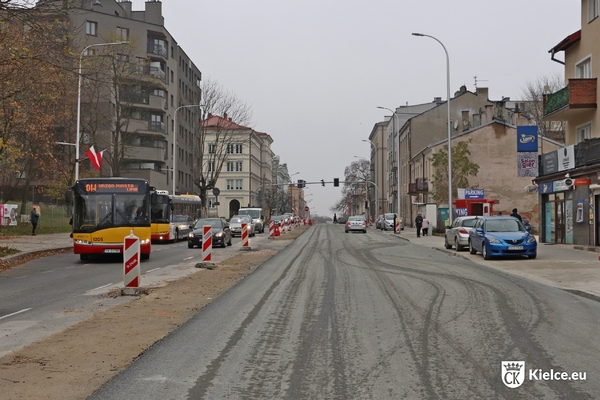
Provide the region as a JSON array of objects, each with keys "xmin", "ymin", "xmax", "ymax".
[
  {"xmin": 229, "ymin": 215, "xmax": 256, "ymax": 237},
  {"xmin": 337, "ymin": 214, "xmax": 347, "ymax": 224},
  {"xmin": 383, "ymin": 213, "xmax": 403, "ymax": 231},
  {"xmin": 444, "ymin": 215, "xmax": 478, "ymax": 251},
  {"xmin": 270, "ymin": 215, "xmax": 285, "ymax": 227},
  {"xmin": 468, "ymin": 216, "xmax": 537, "ymax": 260},
  {"xmin": 345, "ymin": 215, "xmax": 367, "ymax": 233},
  {"xmin": 188, "ymin": 218, "xmax": 232, "ymax": 248},
  {"xmin": 172, "ymin": 214, "xmax": 194, "ymax": 241}
]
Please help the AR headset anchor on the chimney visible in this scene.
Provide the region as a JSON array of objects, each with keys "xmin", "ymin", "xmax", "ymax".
[
  {"xmin": 120, "ymin": 1, "xmax": 132, "ymax": 15},
  {"xmin": 433, "ymin": 97, "xmax": 443, "ymax": 105},
  {"xmin": 476, "ymin": 87, "xmax": 489, "ymax": 99},
  {"xmin": 223, "ymin": 112, "xmax": 228, "ymax": 120}
]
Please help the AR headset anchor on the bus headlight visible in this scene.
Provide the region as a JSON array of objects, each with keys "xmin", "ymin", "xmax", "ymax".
[
  {"xmin": 75, "ymin": 239, "xmax": 92, "ymax": 245},
  {"xmin": 140, "ymin": 239, "xmax": 150, "ymax": 245}
]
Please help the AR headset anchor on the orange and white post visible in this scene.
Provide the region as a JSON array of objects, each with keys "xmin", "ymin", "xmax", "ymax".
[
  {"xmin": 202, "ymin": 225, "xmax": 213, "ymax": 262},
  {"xmin": 123, "ymin": 231, "xmax": 141, "ymax": 288}
]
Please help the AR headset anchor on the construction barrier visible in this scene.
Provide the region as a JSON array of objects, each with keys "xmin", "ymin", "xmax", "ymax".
[
  {"xmin": 309, "ymin": 219, "xmax": 313, "ymax": 226},
  {"xmin": 123, "ymin": 231, "xmax": 140, "ymax": 288},
  {"xmin": 287, "ymin": 218, "xmax": 292, "ymax": 231},
  {"xmin": 269, "ymin": 220, "xmax": 275, "ymax": 238},
  {"xmin": 274, "ymin": 223, "xmax": 281, "ymax": 236},
  {"xmin": 202, "ymin": 225, "xmax": 212, "ymax": 262},
  {"xmin": 395, "ymin": 220, "xmax": 400, "ymax": 233},
  {"xmin": 303, "ymin": 218, "xmax": 306, "ymax": 225},
  {"xmin": 241, "ymin": 223, "xmax": 249, "ymax": 247}
]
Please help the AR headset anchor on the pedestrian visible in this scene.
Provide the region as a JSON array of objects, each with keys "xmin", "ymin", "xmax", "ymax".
[
  {"xmin": 415, "ymin": 212, "xmax": 423, "ymax": 238},
  {"xmin": 30, "ymin": 206, "xmax": 39, "ymax": 236},
  {"xmin": 393, "ymin": 213, "xmax": 398, "ymax": 233},
  {"xmin": 421, "ymin": 215, "xmax": 430, "ymax": 236},
  {"xmin": 130, "ymin": 206, "xmax": 139, "ymax": 222},
  {"xmin": 333, "ymin": 213, "xmax": 338, "ymax": 224},
  {"xmin": 510, "ymin": 208, "xmax": 522, "ymax": 222}
]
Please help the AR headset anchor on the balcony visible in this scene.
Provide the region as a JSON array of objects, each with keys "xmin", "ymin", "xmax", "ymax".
[
  {"xmin": 130, "ymin": 64, "xmax": 168, "ymax": 86},
  {"xmin": 124, "ymin": 145, "xmax": 164, "ymax": 163},
  {"xmin": 147, "ymin": 43, "xmax": 167, "ymax": 59},
  {"xmin": 122, "ymin": 92, "xmax": 166, "ymax": 111},
  {"xmin": 543, "ymin": 78, "xmax": 597, "ymax": 121},
  {"xmin": 124, "ymin": 118, "xmax": 166, "ymax": 136},
  {"xmin": 408, "ymin": 178, "xmax": 428, "ymax": 195}
]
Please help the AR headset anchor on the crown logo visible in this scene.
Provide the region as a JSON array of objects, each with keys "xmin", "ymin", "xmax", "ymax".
[{"xmin": 504, "ymin": 362, "xmax": 522, "ymax": 372}]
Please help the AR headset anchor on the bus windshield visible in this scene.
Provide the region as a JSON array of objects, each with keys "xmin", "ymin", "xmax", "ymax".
[
  {"xmin": 151, "ymin": 194, "xmax": 170, "ymax": 223},
  {"xmin": 74, "ymin": 193, "xmax": 149, "ymax": 232}
]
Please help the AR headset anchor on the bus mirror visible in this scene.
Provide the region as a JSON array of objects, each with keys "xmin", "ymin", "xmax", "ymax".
[
  {"xmin": 150, "ymin": 192, "xmax": 158, "ymax": 204},
  {"xmin": 64, "ymin": 188, "xmax": 73, "ymax": 204}
]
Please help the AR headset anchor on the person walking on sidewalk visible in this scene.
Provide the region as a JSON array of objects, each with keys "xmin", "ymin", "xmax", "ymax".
[
  {"xmin": 415, "ymin": 212, "xmax": 423, "ymax": 237},
  {"xmin": 333, "ymin": 213, "xmax": 338, "ymax": 224},
  {"xmin": 421, "ymin": 215, "xmax": 430, "ymax": 236},
  {"xmin": 510, "ymin": 208, "xmax": 522, "ymax": 222},
  {"xmin": 30, "ymin": 206, "xmax": 39, "ymax": 236}
]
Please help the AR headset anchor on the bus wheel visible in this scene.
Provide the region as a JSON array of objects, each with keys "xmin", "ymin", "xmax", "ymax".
[{"xmin": 141, "ymin": 253, "xmax": 150, "ymax": 260}]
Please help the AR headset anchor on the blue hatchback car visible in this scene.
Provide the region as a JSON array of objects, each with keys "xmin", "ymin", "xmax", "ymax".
[{"xmin": 468, "ymin": 216, "xmax": 537, "ymax": 260}]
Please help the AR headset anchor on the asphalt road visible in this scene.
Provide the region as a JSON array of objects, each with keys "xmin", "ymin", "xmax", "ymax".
[
  {"xmin": 0, "ymin": 234, "xmax": 252, "ymax": 358},
  {"xmin": 89, "ymin": 224, "xmax": 600, "ymax": 399}
]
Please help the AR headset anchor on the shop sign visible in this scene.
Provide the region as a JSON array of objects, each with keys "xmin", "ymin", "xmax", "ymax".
[{"xmin": 464, "ymin": 189, "xmax": 484, "ymax": 199}]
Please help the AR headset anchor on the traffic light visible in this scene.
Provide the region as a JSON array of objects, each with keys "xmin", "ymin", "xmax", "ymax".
[
  {"xmin": 321, "ymin": 179, "xmax": 325, "ymax": 186},
  {"xmin": 297, "ymin": 179, "xmax": 305, "ymax": 189},
  {"xmin": 333, "ymin": 178, "xmax": 339, "ymax": 187}
]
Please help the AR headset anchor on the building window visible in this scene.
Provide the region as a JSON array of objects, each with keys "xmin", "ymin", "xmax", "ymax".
[
  {"xmin": 576, "ymin": 57, "xmax": 592, "ymax": 78},
  {"xmin": 227, "ymin": 162, "xmax": 234, "ymax": 172},
  {"xmin": 577, "ymin": 123, "xmax": 592, "ymax": 143},
  {"xmin": 207, "ymin": 161, "xmax": 215, "ymax": 172},
  {"xmin": 116, "ymin": 27, "xmax": 129, "ymax": 41},
  {"xmin": 208, "ymin": 143, "xmax": 216, "ymax": 154},
  {"xmin": 82, "ymin": 48, "xmax": 97, "ymax": 56},
  {"xmin": 227, "ymin": 143, "xmax": 243, "ymax": 154},
  {"xmin": 235, "ymin": 161, "xmax": 243, "ymax": 171},
  {"xmin": 226, "ymin": 179, "xmax": 243, "ymax": 190},
  {"xmin": 590, "ymin": 0, "xmax": 599, "ymax": 22},
  {"xmin": 235, "ymin": 179, "xmax": 243, "ymax": 190},
  {"xmin": 85, "ymin": 21, "xmax": 97, "ymax": 36},
  {"xmin": 226, "ymin": 179, "xmax": 234, "ymax": 190}
]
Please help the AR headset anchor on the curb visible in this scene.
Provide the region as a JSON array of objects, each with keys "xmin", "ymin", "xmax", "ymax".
[{"xmin": 0, "ymin": 247, "xmax": 72, "ymax": 264}]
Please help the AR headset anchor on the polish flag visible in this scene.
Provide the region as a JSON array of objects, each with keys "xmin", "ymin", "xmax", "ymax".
[{"xmin": 86, "ymin": 146, "xmax": 105, "ymax": 170}]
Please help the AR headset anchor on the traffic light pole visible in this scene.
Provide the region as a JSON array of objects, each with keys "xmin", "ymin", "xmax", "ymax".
[{"xmin": 302, "ymin": 180, "xmax": 378, "ymax": 220}]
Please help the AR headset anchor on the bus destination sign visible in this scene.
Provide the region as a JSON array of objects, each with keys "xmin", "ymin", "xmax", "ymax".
[{"xmin": 82, "ymin": 182, "xmax": 142, "ymax": 193}]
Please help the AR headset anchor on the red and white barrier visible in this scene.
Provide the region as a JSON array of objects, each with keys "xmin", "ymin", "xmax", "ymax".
[
  {"xmin": 269, "ymin": 220, "xmax": 275, "ymax": 238},
  {"xmin": 274, "ymin": 223, "xmax": 281, "ymax": 236},
  {"xmin": 303, "ymin": 218, "xmax": 306, "ymax": 225},
  {"xmin": 395, "ymin": 220, "xmax": 400, "ymax": 233},
  {"xmin": 202, "ymin": 225, "xmax": 212, "ymax": 262},
  {"xmin": 241, "ymin": 223, "xmax": 249, "ymax": 247},
  {"xmin": 123, "ymin": 231, "xmax": 140, "ymax": 288},
  {"xmin": 287, "ymin": 219, "xmax": 292, "ymax": 231}
]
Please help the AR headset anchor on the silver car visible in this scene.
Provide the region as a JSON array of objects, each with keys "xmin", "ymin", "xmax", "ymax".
[
  {"xmin": 345, "ymin": 215, "xmax": 367, "ymax": 233},
  {"xmin": 229, "ymin": 215, "xmax": 256, "ymax": 237},
  {"xmin": 444, "ymin": 215, "xmax": 478, "ymax": 251},
  {"xmin": 383, "ymin": 213, "xmax": 404, "ymax": 231}
]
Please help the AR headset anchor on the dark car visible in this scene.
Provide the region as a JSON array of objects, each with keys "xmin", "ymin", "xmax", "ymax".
[
  {"xmin": 468, "ymin": 216, "xmax": 537, "ymax": 260},
  {"xmin": 188, "ymin": 218, "xmax": 232, "ymax": 248}
]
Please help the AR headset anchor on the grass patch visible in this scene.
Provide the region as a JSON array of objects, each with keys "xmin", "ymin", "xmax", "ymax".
[
  {"xmin": 0, "ymin": 246, "xmax": 20, "ymax": 258},
  {"xmin": 0, "ymin": 202, "xmax": 71, "ymax": 236}
]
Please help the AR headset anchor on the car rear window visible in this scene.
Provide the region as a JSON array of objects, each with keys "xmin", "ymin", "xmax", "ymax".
[{"xmin": 462, "ymin": 219, "xmax": 477, "ymax": 227}]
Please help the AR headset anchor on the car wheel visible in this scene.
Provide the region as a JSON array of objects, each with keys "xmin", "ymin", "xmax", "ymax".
[
  {"xmin": 469, "ymin": 240, "xmax": 476, "ymax": 254},
  {"xmin": 455, "ymin": 237, "xmax": 462, "ymax": 251},
  {"xmin": 444, "ymin": 237, "xmax": 452, "ymax": 249},
  {"xmin": 529, "ymin": 253, "xmax": 537, "ymax": 259},
  {"xmin": 482, "ymin": 243, "xmax": 492, "ymax": 260},
  {"xmin": 188, "ymin": 242, "xmax": 193, "ymax": 249}
]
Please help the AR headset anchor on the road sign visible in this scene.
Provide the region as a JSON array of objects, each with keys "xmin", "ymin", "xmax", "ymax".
[{"xmin": 305, "ymin": 206, "xmax": 309, "ymax": 212}]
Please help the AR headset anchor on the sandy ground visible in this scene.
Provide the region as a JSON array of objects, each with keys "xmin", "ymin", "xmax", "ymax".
[{"xmin": 0, "ymin": 226, "xmax": 309, "ymax": 400}]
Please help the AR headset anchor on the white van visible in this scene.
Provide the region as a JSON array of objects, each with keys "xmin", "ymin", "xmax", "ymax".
[{"xmin": 237, "ymin": 208, "xmax": 265, "ymax": 233}]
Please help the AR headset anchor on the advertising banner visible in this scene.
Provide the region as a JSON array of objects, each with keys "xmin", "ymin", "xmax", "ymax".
[
  {"xmin": 517, "ymin": 126, "xmax": 539, "ymax": 152},
  {"xmin": 557, "ymin": 145, "xmax": 575, "ymax": 171},
  {"xmin": 517, "ymin": 152, "xmax": 539, "ymax": 177},
  {"xmin": 2, "ymin": 204, "xmax": 18, "ymax": 226}
]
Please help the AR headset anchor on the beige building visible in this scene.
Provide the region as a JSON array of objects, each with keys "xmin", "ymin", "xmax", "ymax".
[
  {"xmin": 539, "ymin": 0, "xmax": 600, "ymax": 245},
  {"xmin": 367, "ymin": 121, "xmax": 388, "ymax": 219}
]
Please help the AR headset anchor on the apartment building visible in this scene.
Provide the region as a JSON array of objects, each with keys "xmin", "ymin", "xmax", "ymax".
[
  {"xmin": 367, "ymin": 121, "xmax": 388, "ymax": 219},
  {"xmin": 539, "ymin": 0, "xmax": 600, "ymax": 245},
  {"xmin": 202, "ymin": 114, "xmax": 274, "ymax": 218},
  {"xmin": 36, "ymin": 0, "xmax": 201, "ymax": 194}
]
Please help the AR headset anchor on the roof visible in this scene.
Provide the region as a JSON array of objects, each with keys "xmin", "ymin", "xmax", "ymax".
[
  {"xmin": 548, "ymin": 30, "xmax": 581, "ymax": 54},
  {"xmin": 203, "ymin": 114, "xmax": 251, "ymax": 130}
]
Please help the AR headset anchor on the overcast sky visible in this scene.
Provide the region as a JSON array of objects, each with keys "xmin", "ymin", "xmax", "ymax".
[{"xmin": 137, "ymin": 0, "xmax": 579, "ymax": 217}]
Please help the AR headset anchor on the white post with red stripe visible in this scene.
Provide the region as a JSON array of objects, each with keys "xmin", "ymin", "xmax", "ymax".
[
  {"xmin": 269, "ymin": 220, "xmax": 275, "ymax": 238},
  {"xmin": 202, "ymin": 225, "xmax": 213, "ymax": 262},
  {"xmin": 123, "ymin": 231, "xmax": 140, "ymax": 288},
  {"xmin": 241, "ymin": 223, "xmax": 250, "ymax": 249},
  {"xmin": 287, "ymin": 218, "xmax": 292, "ymax": 231}
]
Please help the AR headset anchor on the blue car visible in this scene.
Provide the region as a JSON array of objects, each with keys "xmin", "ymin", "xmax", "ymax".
[{"xmin": 468, "ymin": 216, "xmax": 537, "ymax": 260}]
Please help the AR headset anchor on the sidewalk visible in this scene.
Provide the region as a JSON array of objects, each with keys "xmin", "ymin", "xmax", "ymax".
[
  {"xmin": 387, "ymin": 227, "xmax": 600, "ymax": 302},
  {"xmin": 0, "ymin": 233, "xmax": 72, "ymax": 262}
]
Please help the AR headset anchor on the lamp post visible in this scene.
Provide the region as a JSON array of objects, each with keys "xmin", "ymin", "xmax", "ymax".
[
  {"xmin": 172, "ymin": 104, "xmax": 202, "ymax": 194},
  {"xmin": 377, "ymin": 106, "xmax": 400, "ymax": 221},
  {"xmin": 75, "ymin": 41, "xmax": 129, "ymax": 182},
  {"xmin": 412, "ymin": 32, "xmax": 452, "ymax": 226}
]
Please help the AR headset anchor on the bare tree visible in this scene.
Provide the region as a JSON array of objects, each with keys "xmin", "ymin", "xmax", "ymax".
[
  {"xmin": 262, "ymin": 186, "xmax": 287, "ymax": 218},
  {"xmin": 521, "ymin": 73, "xmax": 566, "ymax": 143},
  {"xmin": 332, "ymin": 159, "xmax": 371, "ymax": 215},
  {"xmin": 193, "ymin": 78, "xmax": 253, "ymax": 217}
]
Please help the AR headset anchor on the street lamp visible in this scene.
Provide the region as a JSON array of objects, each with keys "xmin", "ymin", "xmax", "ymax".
[
  {"xmin": 412, "ymin": 32, "xmax": 452, "ymax": 226},
  {"xmin": 75, "ymin": 41, "xmax": 129, "ymax": 182},
  {"xmin": 362, "ymin": 139, "xmax": 377, "ymax": 218},
  {"xmin": 172, "ymin": 104, "xmax": 202, "ymax": 194},
  {"xmin": 377, "ymin": 106, "xmax": 400, "ymax": 221}
]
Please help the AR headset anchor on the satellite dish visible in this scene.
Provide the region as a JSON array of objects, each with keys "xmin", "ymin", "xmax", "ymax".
[{"xmin": 453, "ymin": 119, "xmax": 459, "ymax": 130}]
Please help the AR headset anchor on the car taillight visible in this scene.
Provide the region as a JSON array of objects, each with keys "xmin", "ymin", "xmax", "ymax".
[
  {"xmin": 346, "ymin": 221, "xmax": 351, "ymax": 226},
  {"xmin": 363, "ymin": 222, "xmax": 367, "ymax": 227},
  {"xmin": 459, "ymin": 228, "xmax": 468, "ymax": 234}
]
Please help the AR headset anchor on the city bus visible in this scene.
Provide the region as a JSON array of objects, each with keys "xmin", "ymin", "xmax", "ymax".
[
  {"xmin": 70, "ymin": 178, "xmax": 152, "ymax": 261},
  {"xmin": 150, "ymin": 191, "xmax": 202, "ymax": 243}
]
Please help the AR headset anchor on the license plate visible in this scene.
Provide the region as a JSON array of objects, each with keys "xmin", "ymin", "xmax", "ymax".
[
  {"xmin": 508, "ymin": 246, "xmax": 523, "ymax": 250},
  {"xmin": 104, "ymin": 249, "xmax": 121, "ymax": 253}
]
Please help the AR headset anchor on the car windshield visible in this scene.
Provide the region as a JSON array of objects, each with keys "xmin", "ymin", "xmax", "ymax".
[
  {"xmin": 485, "ymin": 219, "xmax": 525, "ymax": 232},
  {"xmin": 384, "ymin": 213, "xmax": 395, "ymax": 220},
  {"xmin": 239, "ymin": 209, "xmax": 260, "ymax": 219},
  {"xmin": 231, "ymin": 216, "xmax": 250, "ymax": 223},
  {"xmin": 194, "ymin": 219, "xmax": 222, "ymax": 229},
  {"xmin": 462, "ymin": 219, "xmax": 477, "ymax": 228}
]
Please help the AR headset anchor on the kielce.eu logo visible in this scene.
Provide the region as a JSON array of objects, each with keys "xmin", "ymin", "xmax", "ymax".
[{"xmin": 502, "ymin": 361, "xmax": 525, "ymax": 388}]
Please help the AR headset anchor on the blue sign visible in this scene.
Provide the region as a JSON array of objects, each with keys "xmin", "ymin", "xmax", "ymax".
[
  {"xmin": 539, "ymin": 182, "xmax": 553, "ymax": 194},
  {"xmin": 517, "ymin": 126, "xmax": 538, "ymax": 152},
  {"xmin": 464, "ymin": 189, "xmax": 484, "ymax": 199}
]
